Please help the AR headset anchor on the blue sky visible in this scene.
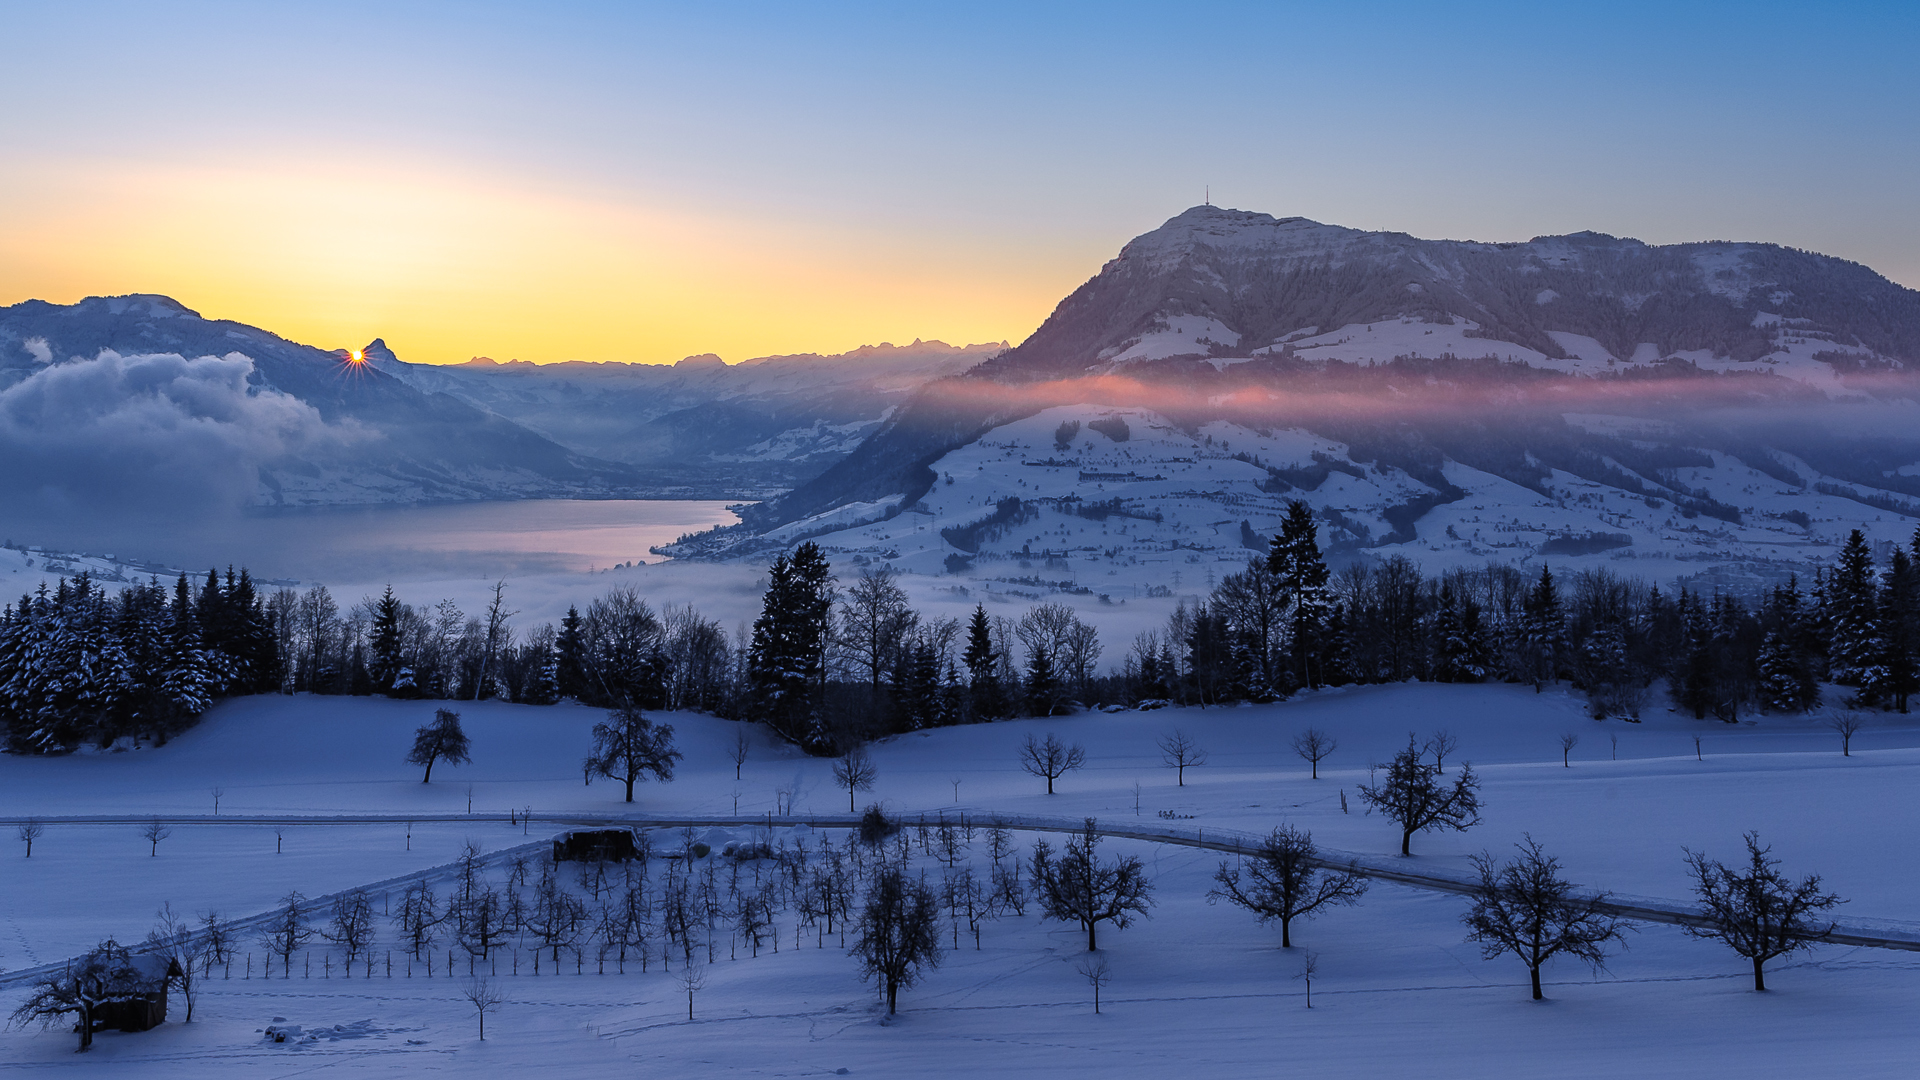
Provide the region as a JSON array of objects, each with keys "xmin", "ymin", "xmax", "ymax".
[{"xmin": 3, "ymin": 1, "xmax": 1914, "ymax": 363}]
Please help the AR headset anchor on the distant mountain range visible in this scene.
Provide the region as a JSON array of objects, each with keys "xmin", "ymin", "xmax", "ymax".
[
  {"xmin": 671, "ymin": 206, "xmax": 1920, "ymax": 587},
  {"xmin": 0, "ymin": 296, "xmax": 1000, "ymax": 520},
  {"xmin": 365, "ymin": 337, "xmax": 1003, "ymax": 497}
]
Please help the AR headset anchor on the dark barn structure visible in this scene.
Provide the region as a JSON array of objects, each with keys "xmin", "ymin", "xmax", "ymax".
[
  {"xmin": 553, "ymin": 828, "xmax": 641, "ymax": 863},
  {"xmin": 92, "ymin": 955, "xmax": 184, "ymax": 1033}
]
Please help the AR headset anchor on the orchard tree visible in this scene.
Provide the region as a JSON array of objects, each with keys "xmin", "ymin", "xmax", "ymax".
[
  {"xmin": 1291, "ymin": 728, "xmax": 1336, "ymax": 779},
  {"xmin": 584, "ymin": 704, "xmax": 682, "ymax": 802},
  {"xmin": 1157, "ymin": 730, "xmax": 1208, "ymax": 786},
  {"xmin": 1211, "ymin": 825, "xmax": 1367, "ymax": 948},
  {"xmin": 1463, "ymin": 837, "xmax": 1630, "ymax": 1000},
  {"xmin": 850, "ymin": 865, "xmax": 944, "ymax": 1014},
  {"xmin": 146, "ymin": 903, "xmax": 205, "ymax": 1021},
  {"xmin": 831, "ymin": 746, "xmax": 878, "ymax": 811},
  {"xmin": 1032, "ymin": 818, "xmax": 1154, "ymax": 950},
  {"xmin": 1684, "ymin": 832, "xmax": 1842, "ymax": 991},
  {"xmin": 1357, "ymin": 735, "xmax": 1481, "ymax": 855},
  {"xmin": 1020, "ymin": 732, "xmax": 1086, "ymax": 795},
  {"xmin": 261, "ymin": 892, "xmax": 313, "ymax": 978},
  {"xmin": 9, "ymin": 938, "xmax": 143, "ymax": 1051},
  {"xmin": 407, "ymin": 708, "xmax": 472, "ymax": 783}
]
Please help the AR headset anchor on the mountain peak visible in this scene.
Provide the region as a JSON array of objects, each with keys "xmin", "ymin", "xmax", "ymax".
[{"xmin": 71, "ymin": 294, "xmax": 202, "ymax": 320}]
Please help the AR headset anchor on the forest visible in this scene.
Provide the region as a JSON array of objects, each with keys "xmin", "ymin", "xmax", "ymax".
[{"xmin": 2, "ymin": 504, "xmax": 1915, "ymax": 756}]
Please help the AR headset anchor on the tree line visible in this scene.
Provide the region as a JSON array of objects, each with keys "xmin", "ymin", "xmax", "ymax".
[
  {"xmin": 1133, "ymin": 505, "xmax": 1920, "ymax": 724},
  {"xmin": 6, "ymin": 509, "xmax": 1914, "ymax": 754}
]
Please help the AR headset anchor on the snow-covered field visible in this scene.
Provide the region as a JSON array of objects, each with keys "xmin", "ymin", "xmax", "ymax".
[{"xmin": 6, "ymin": 684, "xmax": 1920, "ymax": 1076}]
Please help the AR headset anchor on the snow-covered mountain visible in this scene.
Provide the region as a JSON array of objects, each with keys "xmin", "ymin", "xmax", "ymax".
[
  {"xmin": 0, "ymin": 295, "xmax": 647, "ymax": 515},
  {"xmin": 365, "ymin": 338, "xmax": 1004, "ymax": 496},
  {"xmin": 672, "ymin": 206, "xmax": 1920, "ymax": 589}
]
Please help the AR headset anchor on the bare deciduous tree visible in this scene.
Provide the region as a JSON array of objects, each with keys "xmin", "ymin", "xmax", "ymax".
[
  {"xmin": 1424, "ymin": 730, "xmax": 1458, "ymax": 775},
  {"xmin": 464, "ymin": 976, "xmax": 506, "ymax": 1039},
  {"xmin": 1020, "ymin": 733, "xmax": 1086, "ymax": 795},
  {"xmin": 838, "ymin": 568, "xmax": 916, "ymax": 694},
  {"xmin": 1829, "ymin": 711, "xmax": 1864, "ymax": 757},
  {"xmin": 1297, "ymin": 950, "xmax": 1318, "ymax": 1008},
  {"xmin": 851, "ymin": 865, "xmax": 944, "ymax": 1014},
  {"xmin": 18, "ymin": 817, "xmax": 43, "ymax": 857},
  {"xmin": 678, "ymin": 958, "xmax": 707, "ymax": 1019},
  {"xmin": 1156, "ymin": 730, "xmax": 1208, "ymax": 786},
  {"xmin": 584, "ymin": 705, "xmax": 682, "ymax": 803},
  {"xmin": 1357, "ymin": 735, "xmax": 1482, "ymax": 856},
  {"xmin": 1210, "ymin": 825, "xmax": 1367, "ymax": 948},
  {"xmin": 261, "ymin": 892, "xmax": 313, "ymax": 978},
  {"xmin": 142, "ymin": 818, "xmax": 172, "ymax": 856},
  {"xmin": 729, "ymin": 729, "xmax": 751, "ymax": 779},
  {"xmin": 832, "ymin": 747, "xmax": 878, "ymax": 812},
  {"xmin": 1032, "ymin": 819, "xmax": 1155, "ymax": 950},
  {"xmin": 1463, "ymin": 837, "xmax": 1630, "ymax": 1000},
  {"xmin": 1559, "ymin": 733, "xmax": 1579, "ymax": 768},
  {"xmin": 9, "ymin": 938, "xmax": 142, "ymax": 1051},
  {"xmin": 325, "ymin": 889, "xmax": 376, "ymax": 967},
  {"xmin": 1076, "ymin": 953, "xmax": 1112, "ymax": 1014},
  {"xmin": 1684, "ymin": 832, "xmax": 1843, "ymax": 991},
  {"xmin": 145, "ymin": 903, "xmax": 204, "ymax": 1021},
  {"xmin": 1291, "ymin": 729, "xmax": 1336, "ymax": 780}
]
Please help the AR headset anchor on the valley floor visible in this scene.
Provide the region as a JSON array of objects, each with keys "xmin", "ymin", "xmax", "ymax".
[{"xmin": 3, "ymin": 684, "xmax": 1918, "ymax": 1077}]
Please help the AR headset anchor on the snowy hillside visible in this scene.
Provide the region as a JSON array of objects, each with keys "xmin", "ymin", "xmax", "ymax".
[
  {"xmin": 694, "ymin": 206, "xmax": 1920, "ymax": 589},
  {"xmin": 5, "ymin": 685, "xmax": 1920, "ymax": 1076},
  {"xmin": 665, "ymin": 402, "xmax": 1920, "ymax": 592}
]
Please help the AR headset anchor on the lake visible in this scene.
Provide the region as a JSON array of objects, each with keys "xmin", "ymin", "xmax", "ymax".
[{"xmin": 16, "ymin": 500, "xmax": 742, "ymax": 584}]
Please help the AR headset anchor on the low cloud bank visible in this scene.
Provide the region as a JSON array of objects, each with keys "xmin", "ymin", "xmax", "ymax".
[{"xmin": 0, "ymin": 349, "xmax": 361, "ymax": 526}]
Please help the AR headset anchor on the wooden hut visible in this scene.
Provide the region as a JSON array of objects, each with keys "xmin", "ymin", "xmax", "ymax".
[
  {"xmin": 553, "ymin": 828, "xmax": 641, "ymax": 863},
  {"xmin": 92, "ymin": 954, "xmax": 184, "ymax": 1033}
]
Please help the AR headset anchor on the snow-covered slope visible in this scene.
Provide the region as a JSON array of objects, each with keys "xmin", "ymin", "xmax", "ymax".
[
  {"xmin": 7, "ymin": 685, "xmax": 1920, "ymax": 1075},
  {"xmin": 701, "ymin": 206, "xmax": 1920, "ymax": 588},
  {"xmin": 673, "ymin": 402, "xmax": 1920, "ymax": 593}
]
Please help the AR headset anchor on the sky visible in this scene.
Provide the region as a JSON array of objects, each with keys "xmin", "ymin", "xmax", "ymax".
[{"xmin": 2, "ymin": 1, "xmax": 1916, "ymax": 367}]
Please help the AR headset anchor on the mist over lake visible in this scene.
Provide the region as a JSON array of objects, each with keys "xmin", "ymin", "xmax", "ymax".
[{"xmin": 8, "ymin": 499, "xmax": 740, "ymax": 583}]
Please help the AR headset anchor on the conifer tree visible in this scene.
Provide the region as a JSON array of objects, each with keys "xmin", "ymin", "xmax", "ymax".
[
  {"xmin": 1875, "ymin": 548, "xmax": 1918, "ymax": 713},
  {"xmin": 1269, "ymin": 501, "xmax": 1334, "ymax": 688},
  {"xmin": 962, "ymin": 605, "xmax": 1002, "ymax": 719},
  {"xmin": 368, "ymin": 586, "xmax": 406, "ymax": 695},
  {"xmin": 1521, "ymin": 567, "xmax": 1568, "ymax": 692},
  {"xmin": 747, "ymin": 542, "xmax": 835, "ymax": 750},
  {"xmin": 1828, "ymin": 530, "xmax": 1880, "ymax": 690},
  {"xmin": 1757, "ymin": 577, "xmax": 1819, "ymax": 713}
]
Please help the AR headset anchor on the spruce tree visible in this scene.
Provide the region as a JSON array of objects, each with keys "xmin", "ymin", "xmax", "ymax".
[
  {"xmin": 1521, "ymin": 567, "xmax": 1568, "ymax": 692},
  {"xmin": 1268, "ymin": 501, "xmax": 1334, "ymax": 688},
  {"xmin": 962, "ymin": 605, "xmax": 1002, "ymax": 719},
  {"xmin": 368, "ymin": 586, "xmax": 406, "ymax": 695},
  {"xmin": 1828, "ymin": 530, "xmax": 1880, "ymax": 691},
  {"xmin": 555, "ymin": 605, "xmax": 587, "ymax": 700},
  {"xmin": 1757, "ymin": 578, "xmax": 1819, "ymax": 713},
  {"xmin": 747, "ymin": 542, "xmax": 835, "ymax": 749},
  {"xmin": 1876, "ymin": 548, "xmax": 1918, "ymax": 713}
]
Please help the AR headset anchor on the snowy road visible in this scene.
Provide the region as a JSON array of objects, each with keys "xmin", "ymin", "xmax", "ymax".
[{"xmin": 7, "ymin": 810, "xmax": 1914, "ymax": 962}]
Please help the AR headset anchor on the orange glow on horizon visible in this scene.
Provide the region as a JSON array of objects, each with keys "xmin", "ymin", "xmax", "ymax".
[{"xmin": 0, "ymin": 154, "xmax": 1073, "ymax": 366}]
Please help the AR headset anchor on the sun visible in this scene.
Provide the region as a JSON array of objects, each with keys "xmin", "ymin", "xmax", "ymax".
[{"xmin": 348, "ymin": 349, "xmax": 364, "ymax": 363}]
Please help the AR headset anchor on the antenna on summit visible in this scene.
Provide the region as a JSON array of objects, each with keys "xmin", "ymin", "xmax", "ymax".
[{"xmin": 1205, "ymin": 185, "xmax": 1210, "ymax": 206}]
